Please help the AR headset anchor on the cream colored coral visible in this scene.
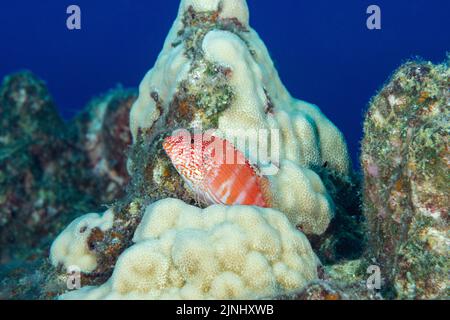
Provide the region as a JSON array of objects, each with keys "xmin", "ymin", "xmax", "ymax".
[
  {"xmin": 130, "ymin": 0, "xmax": 349, "ymax": 174},
  {"xmin": 202, "ymin": 29, "xmax": 349, "ymax": 174},
  {"xmin": 59, "ymin": 198, "xmax": 318, "ymax": 300},
  {"xmin": 269, "ymin": 160, "xmax": 333, "ymax": 235},
  {"xmin": 129, "ymin": 43, "xmax": 190, "ymax": 140},
  {"xmin": 181, "ymin": 0, "xmax": 249, "ymax": 25},
  {"xmin": 50, "ymin": 209, "xmax": 114, "ymax": 273},
  {"xmin": 128, "ymin": 0, "xmax": 349, "ymax": 235}
]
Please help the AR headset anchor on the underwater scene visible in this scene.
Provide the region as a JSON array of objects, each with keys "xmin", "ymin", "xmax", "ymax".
[{"xmin": 0, "ymin": 0, "xmax": 448, "ymax": 301}]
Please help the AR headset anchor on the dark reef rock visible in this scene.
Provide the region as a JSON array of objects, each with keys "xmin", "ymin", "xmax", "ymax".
[
  {"xmin": 0, "ymin": 72, "xmax": 95, "ymax": 262},
  {"xmin": 361, "ymin": 59, "xmax": 449, "ymax": 299},
  {"xmin": 0, "ymin": 72, "xmax": 136, "ymax": 299},
  {"xmin": 309, "ymin": 169, "xmax": 365, "ymax": 265},
  {"xmin": 72, "ymin": 88, "xmax": 135, "ymax": 203}
]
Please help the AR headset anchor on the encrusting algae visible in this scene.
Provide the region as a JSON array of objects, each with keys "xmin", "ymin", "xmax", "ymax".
[{"xmin": 362, "ymin": 57, "xmax": 449, "ymax": 299}]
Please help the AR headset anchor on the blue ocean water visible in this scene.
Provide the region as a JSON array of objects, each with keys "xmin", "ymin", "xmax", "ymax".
[{"xmin": 0, "ymin": 0, "xmax": 449, "ymax": 166}]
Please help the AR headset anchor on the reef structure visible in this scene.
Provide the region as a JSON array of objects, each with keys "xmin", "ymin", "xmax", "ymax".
[
  {"xmin": 0, "ymin": 73, "xmax": 135, "ymax": 299},
  {"xmin": 48, "ymin": 0, "xmax": 356, "ymax": 300},
  {"xmin": 0, "ymin": 72, "xmax": 95, "ymax": 262},
  {"xmin": 72, "ymin": 88, "xmax": 136, "ymax": 203},
  {"xmin": 53, "ymin": 199, "xmax": 319, "ymax": 300},
  {"xmin": 362, "ymin": 58, "xmax": 449, "ymax": 299},
  {"xmin": 129, "ymin": 0, "xmax": 351, "ymax": 235}
]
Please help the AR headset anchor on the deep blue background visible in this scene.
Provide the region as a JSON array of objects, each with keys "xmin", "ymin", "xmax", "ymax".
[{"xmin": 0, "ymin": 0, "xmax": 449, "ymax": 166}]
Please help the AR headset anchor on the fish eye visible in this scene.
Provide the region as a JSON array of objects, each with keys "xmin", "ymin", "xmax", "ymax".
[{"xmin": 191, "ymin": 138, "xmax": 195, "ymax": 144}]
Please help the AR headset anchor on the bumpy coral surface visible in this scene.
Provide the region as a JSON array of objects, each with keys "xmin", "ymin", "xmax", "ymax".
[
  {"xmin": 6, "ymin": 1, "xmax": 448, "ymax": 302},
  {"xmin": 128, "ymin": 0, "xmax": 351, "ymax": 236},
  {"xmin": 362, "ymin": 59, "xmax": 449, "ymax": 299},
  {"xmin": 57, "ymin": 198, "xmax": 319, "ymax": 300},
  {"xmin": 40, "ymin": 0, "xmax": 358, "ymax": 301},
  {"xmin": 50, "ymin": 209, "xmax": 115, "ymax": 273}
]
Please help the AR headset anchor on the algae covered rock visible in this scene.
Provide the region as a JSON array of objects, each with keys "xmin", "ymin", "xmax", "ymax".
[
  {"xmin": 0, "ymin": 72, "xmax": 136, "ymax": 299},
  {"xmin": 72, "ymin": 88, "xmax": 136, "ymax": 202},
  {"xmin": 362, "ymin": 58, "xmax": 449, "ymax": 299},
  {"xmin": 0, "ymin": 73, "xmax": 136, "ymax": 262},
  {"xmin": 0, "ymin": 72, "xmax": 96, "ymax": 261}
]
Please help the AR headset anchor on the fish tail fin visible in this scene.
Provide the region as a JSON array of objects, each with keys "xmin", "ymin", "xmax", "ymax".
[{"xmin": 258, "ymin": 175, "xmax": 273, "ymax": 208}]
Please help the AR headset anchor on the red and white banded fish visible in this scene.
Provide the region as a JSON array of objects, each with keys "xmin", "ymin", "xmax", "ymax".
[{"xmin": 163, "ymin": 132, "xmax": 272, "ymax": 207}]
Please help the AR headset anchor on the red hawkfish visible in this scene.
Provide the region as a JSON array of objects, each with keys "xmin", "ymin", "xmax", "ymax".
[{"xmin": 163, "ymin": 132, "xmax": 272, "ymax": 207}]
